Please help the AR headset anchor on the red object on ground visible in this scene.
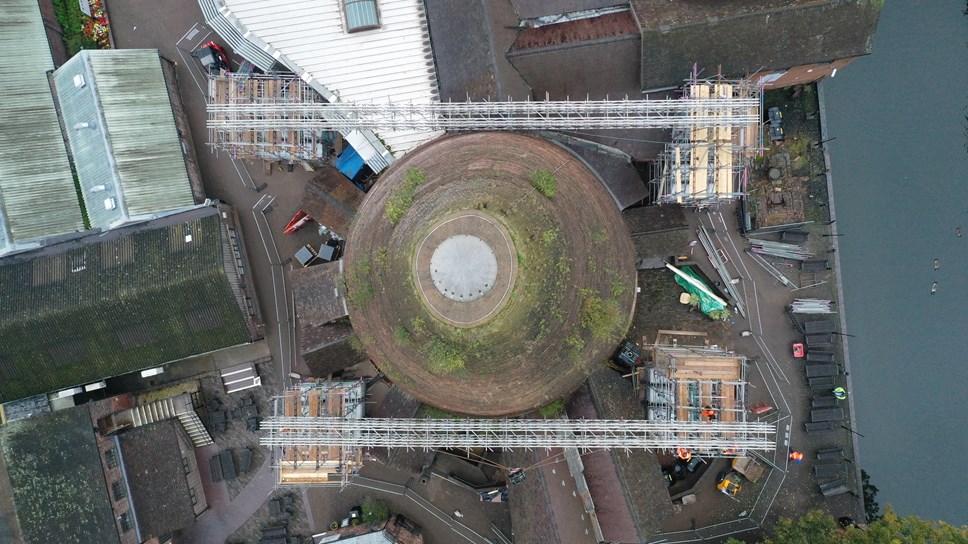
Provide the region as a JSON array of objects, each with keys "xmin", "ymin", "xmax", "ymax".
[
  {"xmin": 789, "ymin": 451, "xmax": 804, "ymax": 463},
  {"xmin": 792, "ymin": 342, "xmax": 805, "ymax": 358},
  {"xmin": 200, "ymin": 41, "xmax": 229, "ymax": 68},
  {"xmin": 284, "ymin": 210, "xmax": 313, "ymax": 234}
]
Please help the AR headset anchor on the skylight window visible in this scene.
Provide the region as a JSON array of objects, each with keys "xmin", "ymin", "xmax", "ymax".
[{"xmin": 344, "ymin": 0, "xmax": 380, "ymax": 32}]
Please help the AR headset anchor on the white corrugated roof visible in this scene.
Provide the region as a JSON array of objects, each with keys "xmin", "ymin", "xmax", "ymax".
[
  {"xmin": 0, "ymin": 0, "xmax": 85, "ymax": 252},
  {"xmin": 220, "ymin": 0, "xmax": 443, "ymax": 156},
  {"xmin": 52, "ymin": 50, "xmax": 196, "ymax": 230}
]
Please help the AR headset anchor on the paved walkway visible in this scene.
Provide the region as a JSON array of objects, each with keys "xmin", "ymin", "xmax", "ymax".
[{"xmin": 176, "ymin": 456, "xmax": 275, "ymax": 543}]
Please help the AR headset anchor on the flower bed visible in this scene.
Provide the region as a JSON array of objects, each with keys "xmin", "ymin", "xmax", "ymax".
[{"xmin": 52, "ymin": 0, "xmax": 112, "ymax": 55}]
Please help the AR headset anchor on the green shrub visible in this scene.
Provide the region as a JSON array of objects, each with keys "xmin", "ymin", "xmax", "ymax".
[
  {"xmin": 53, "ymin": 0, "xmax": 96, "ymax": 56},
  {"xmin": 385, "ymin": 168, "xmax": 425, "ymax": 225},
  {"xmin": 530, "ymin": 169, "xmax": 557, "ymax": 198},
  {"xmin": 361, "ymin": 497, "xmax": 390, "ymax": 525}
]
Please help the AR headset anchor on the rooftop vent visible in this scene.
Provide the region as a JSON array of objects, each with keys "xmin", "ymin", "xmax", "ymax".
[
  {"xmin": 72, "ymin": 74, "xmax": 85, "ymax": 88},
  {"xmin": 104, "ymin": 197, "xmax": 117, "ymax": 210}
]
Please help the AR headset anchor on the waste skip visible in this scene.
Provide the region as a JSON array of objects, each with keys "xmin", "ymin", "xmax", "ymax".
[
  {"xmin": 806, "ymin": 333, "xmax": 833, "ymax": 345},
  {"xmin": 814, "ymin": 462, "xmax": 847, "ymax": 480},
  {"xmin": 812, "ymin": 396, "xmax": 839, "ymax": 408},
  {"xmin": 807, "ymin": 351, "xmax": 835, "ymax": 363},
  {"xmin": 804, "ymin": 421, "xmax": 835, "ymax": 434},
  {"xmin": 805, "ymin": 320, "xmax": 836, "ymax": 334},
  {"xmin": 819, "ymin": 479, "xmax": 849, "ymax": 497},
  {"xmin": 816, "ymin": 447, "xmax": 844, "ymax": 460},
  {"xmin": 806, "ymin": 364, "xmax": 839, "ymax": 378},
  {"xmin": 811, "ymin": 408, "xmax": 844, "ymax": 422}
]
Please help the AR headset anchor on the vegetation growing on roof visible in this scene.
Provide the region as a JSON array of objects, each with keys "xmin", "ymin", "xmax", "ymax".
[
  {"xmin": 530, "ymin": 169, "xmax": 557, "ymax": 198},
  {"xmin": 538, "ymin": 399, "xmax": 565, "ymax": 418},
  {"xmin": 384, "ymin": 168, "xmax": 425, "ymax": 225},
  {"xmin": 0, "ymin": 406, "xmax": 119, "ymax": 544},
  {"xmin": 579, "ymin": 289, "xmax": 622, "ymax": 340},
  {"xmin": 0, "ymin": 213, "xmax": 249, "ymax": 402}
]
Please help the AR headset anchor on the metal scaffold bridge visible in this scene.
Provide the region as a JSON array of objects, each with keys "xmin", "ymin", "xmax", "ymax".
[
  {"xmin": 261, "ymin": 417, "xmax": 776, "ymax": 454},
  {"xmin": 207, "ymin": 97, "xmax": 761, "ymax": 132}
]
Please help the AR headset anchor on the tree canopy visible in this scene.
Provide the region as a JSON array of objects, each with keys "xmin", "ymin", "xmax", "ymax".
[{"xmin": 728, "ymin": 508, "xmax": 968, "ymax": 544}]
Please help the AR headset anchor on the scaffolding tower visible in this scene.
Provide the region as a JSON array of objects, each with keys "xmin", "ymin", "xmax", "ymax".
[
  {"xmin": 261, "ymin": 417, "xmax": 775, "ymax": 455},
  {"xmin": 639, "ymin": 331, "xmax": 753, "ymax": 456},
  {"xmin": 207, "ymin": 74, "xmax": 760, "ymax": 162},
  {"xmin": 207, "ymin": 75, "xmax": 339, "ymax": 162},
  {"xmin": 272, "ymin": 379, "xmax": 366, "ymax": 487},
  {"xmin": 651, "ymin": 78, "xmax": 761, "ymax": 205}
]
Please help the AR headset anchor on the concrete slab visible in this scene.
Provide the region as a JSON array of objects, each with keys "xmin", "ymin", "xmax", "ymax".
[{"xmin": 430, "ymin": 235, "xmax": 498, "ymax": 302}]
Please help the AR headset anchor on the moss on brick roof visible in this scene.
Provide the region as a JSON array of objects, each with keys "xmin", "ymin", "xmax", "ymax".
[
  {"xmin": 0, "ymin": 405, "xmax": 119, "ymax": 544},
  {"xmin": 0, "ymin": 208, "xmax": 249, "ymax": 402}
]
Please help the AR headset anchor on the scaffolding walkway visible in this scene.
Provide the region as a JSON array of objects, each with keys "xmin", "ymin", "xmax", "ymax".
[
  {"xmin": 261, "ymin": 417, "xmax": 775, "ymax": 453},
  {"xmin": 208, "ymin": 98, "xmax": 760, "ymax": 132}
]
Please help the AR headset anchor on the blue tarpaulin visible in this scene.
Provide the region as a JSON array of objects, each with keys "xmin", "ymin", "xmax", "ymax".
[{"xmin": 335, "ymin": 145, "xmax": 365, "ymax": 180}]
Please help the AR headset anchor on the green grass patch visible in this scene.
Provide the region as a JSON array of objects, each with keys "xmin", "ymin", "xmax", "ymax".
[
  {"xmin": 385, "ymin": 168, "xmax": 425, "ymax": 225},
  {"xmin": 591, "ymin": 227, "xmax": 607, "ymax": 244},
  {"xmin": 345, "ymin": 257, "xmax": 374, "ymax": 309},
  {"xmin": 565, "ymin": 332, "xmax": 586, "ymax": 359},
  {"xmin": 534, "ymin": 319, "xmax": 549, "ymax": 341},
  {"xmin": 394, "ymin": 325, "xmax": 412, "ymax": 345},
  {"xmin": 541, "ymin": 228, "xmax": 559, "ymax": 245},
  {"xmin": 410, "ymin": 316, "xmax": 426, "ymax": 335},
  {"xmin": 420, "ymin": 405, "xmax": 459, "ymax": 419},
  {"xmin": 530, "ymin": 169, "xmax": 557, "ymax": 198},
  {"xmin": 580, "ymin": 290, "xmax": 622, "ymax": 340},
  {"xmin": 347, "ymin": 334, "xmax": 366, "ymax": 354},
  {"xmin": 538, "ymin": 399, "xmax": 565, "ymax": 418},
  {"xmin": 426, "ymin": 337, "xmax": 465, "ymax": 374}
]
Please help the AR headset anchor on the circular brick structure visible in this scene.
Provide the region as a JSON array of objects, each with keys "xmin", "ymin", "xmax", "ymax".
[{"xmin": 344, "ymin": 132, "xmax": 636, "ymax": 416}]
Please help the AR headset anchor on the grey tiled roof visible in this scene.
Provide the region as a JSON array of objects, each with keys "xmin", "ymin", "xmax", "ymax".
[
  {"xmin": 118, "ymin": 422, "xmax": 196, "ymax": 538},
  {"xmin": 633, "ymin": 0, "xmax": 882, "ymax": 90}
]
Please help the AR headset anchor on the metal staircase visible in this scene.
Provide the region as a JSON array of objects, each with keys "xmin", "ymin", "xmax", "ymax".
[{"xmin": 127, "ymin": 393, "xmax": 214, "ymax": 447}]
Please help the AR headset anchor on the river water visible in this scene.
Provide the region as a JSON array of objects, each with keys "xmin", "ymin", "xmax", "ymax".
[{"xmin": 823, "ymin": 0, "xmax": 968, "ymax": 524}]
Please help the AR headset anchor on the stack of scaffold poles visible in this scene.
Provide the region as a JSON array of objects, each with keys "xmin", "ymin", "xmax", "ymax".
[{"xmin": 748, "ymin": 239, "xmax": 813, "ymax": 260}]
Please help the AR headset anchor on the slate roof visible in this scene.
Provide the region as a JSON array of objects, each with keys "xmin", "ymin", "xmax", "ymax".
[
  {"xmin": 0, "ymin": 206, "xmax": 249, "ymax": 402},
  {"xmin": 51, "ymin": 50, "xmax": 196, "ymax": 229},
  {"xmin": 632, "ymin": 0, "xmax": 883, "ymax": 90},
  {"xmin": 545, "ymin": 134, "xmax": 647, "ymax": 210},
  {"xmin": 292, "ymin": 260, "xmax": 348, "ymax": 327},
  {"xmin": 302, "ymin": 329, "xmax": 360, "ymax": 378},
  {"xmin": 118, "ymin": 422, "xmax": 196, "ymax": 538},
  {"xmin": 0, "ymin": 405, "xmax": 119, "ymax": 544},
  {"xmin": 300, "ymin": 168, "xmax": 365, "ymax": 237},
  {"xmin": 0, "ymin": 0, "xmax": 85, "ymax": 251},
  {"xmin": 506, "ymin": 11, "xmax": 642, "ymax": 100}
]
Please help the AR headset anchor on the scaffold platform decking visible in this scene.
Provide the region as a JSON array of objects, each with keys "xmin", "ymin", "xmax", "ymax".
[
  {"xmin": 208, "ymin": 97, "xmax": 760, "ymax": 132},
  {"xmin": 261, "ymin": 417, "xmax": 776, "ymax": 453}
]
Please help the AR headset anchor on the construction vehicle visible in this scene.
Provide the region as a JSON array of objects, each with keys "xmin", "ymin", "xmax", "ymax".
[
  {"xmin": 716, "ymin": 470, "xmax": 743, "ymax": 496},
  {"xmin": 731, "ymin": 456, "xmax": 765, "ymax": 483}
]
